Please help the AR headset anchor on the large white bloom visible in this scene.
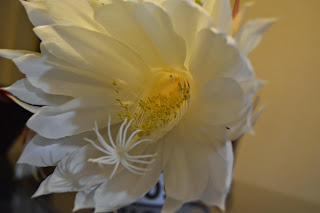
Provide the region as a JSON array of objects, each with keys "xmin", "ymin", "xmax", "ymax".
[{"xmin": 0, "ymin": 0, "xmax": 273, "ymax": 212}]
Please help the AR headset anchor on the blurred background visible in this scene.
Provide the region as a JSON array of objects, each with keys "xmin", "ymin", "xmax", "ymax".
[{"xmin": 0, "ymin": 0, "xmax": 319, "ymax": 212}]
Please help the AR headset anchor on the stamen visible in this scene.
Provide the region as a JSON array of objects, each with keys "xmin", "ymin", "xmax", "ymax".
[{"xmin": 114, "ymin": 72, "xmax": 191, "ymax": 141}]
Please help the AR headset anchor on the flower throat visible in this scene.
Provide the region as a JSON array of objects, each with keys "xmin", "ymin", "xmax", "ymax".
[{"xmin": 114, "ymin": 71, "xmax": 191, "ymax": 141}]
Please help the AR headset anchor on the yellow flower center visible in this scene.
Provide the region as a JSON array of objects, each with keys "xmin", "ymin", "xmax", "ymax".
[{"xmin": 115, "ymin": 70, "xmax": 192, "ymax": 141}]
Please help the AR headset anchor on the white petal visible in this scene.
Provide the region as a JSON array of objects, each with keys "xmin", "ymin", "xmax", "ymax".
[
  {"xmin": 20, "ymin": 0, "xmax": 54, "ymax": 26},
  {"xmin": 94, "ymin": 0, "xmax": 166, "ymax": 68},
  {"xmin": 162, "ymin": 124, "xmax": 211, "ymax": 201},
  {"xmin": 6, "ymin": 94, "xmax": 40, "ymax": 113},
  {"xmin": 235, "ymin": 18, "xmax": 276, "ymax": 55},
  {"xmin": 162, "ymin": 196, "xmax": 184, "ymax": 213},
  {"xmin": 46, "ymin": 0, "xmax": 105, "ymax": 32},
  {"xmin": 189, "ymin": 28, "xmax": 254, "ymax": 86},
  {"xmin": 162, "ymin": 0, "xmax": 214, "ymax": 66},
  {"xmin": 93, "ymin": 143, "xmax": 163, "ymax": 212},
  {"xmin": 202, "ymin": 0, "xmax": 233, "ymax": 32},
  {"xmin": 17, "ymin": 130, "xmax": 98, "ymax": 167},
  {"xmin": 73, "ymin": 185, "xmax": 99, "ymax": 212},
  {"xmin": 200, "ymin": 141, "xmax": 234, "ymax": 211},
  {"xmin": 34, "ymin": 25, "xmax": 150, "ymax": 86},
  {"xmin": 4, "ymin": 78, "xmax": 71, "ymax": 106},
  {"xmin": 131, "ymin": 1, "xmax": 186, "ymax": 68},
  {"xmin": 32, "ymin": 144, "xmax": 112, "ymax": 197},
  {"xmin": 0, "ymin": 48, "xmax": 109, "ymax": 98},
  {"xmin": 225, "ymin": 78, "xmax": 263, "ymax": 140},
  {"xmin": 27, "ymin": 96, "xmax": 120, "ymax": 139},
  {"xmin": 11, "ymin": 49, "xmax": 112, "ymax": 98},
  {"xmin": 225, "ymin": 102, "xmax": 252, "ymax": 141},
  {"xmin": 0, "ymin": 49, "xmax": 38, "ymax": 59},
  {"xmin": 192, "ymin": 77, "xmax": 245, "ymax": 125}
]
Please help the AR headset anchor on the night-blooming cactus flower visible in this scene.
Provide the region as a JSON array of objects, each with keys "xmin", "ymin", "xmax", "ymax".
[{"xmin": 0, "ymin": 0, "xmax": 274, "ymax": 212}]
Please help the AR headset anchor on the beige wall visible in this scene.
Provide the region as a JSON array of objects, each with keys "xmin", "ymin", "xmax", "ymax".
[
  {"xmin": 0, "ymin": 0, "xmax": 38, "ymax": 86},
  {"xmin": 234, "ymin": 0, "xmax": 320, "ymax": 205},
  {"xmin": 0, "ymin": 0, "xmax": 320, "ymax": 208}
]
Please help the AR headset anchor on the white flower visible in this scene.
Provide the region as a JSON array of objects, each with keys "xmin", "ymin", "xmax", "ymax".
[{"xmin": 0, "ymin": 0, "xmax": 273, "ymax": 212}]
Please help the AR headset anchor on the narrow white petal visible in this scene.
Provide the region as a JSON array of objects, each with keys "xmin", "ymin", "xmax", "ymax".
[
  {"xmin": 27, "ymin": 96, "xmax": 119, "ymax": 139},
  {"xmin": 235, "ymin": 18, "xmax": 277, "ymax": 55},
  {"xmin": 4, "ymin": 79, "xmax": 71, "ymax": 106},
  {"xmin": 34, "ymin": 25, "xmax": 149, "ymax": 86},
  {"xmin": 0, "ymin": 49, "xmax": 37, "ymax": 59},
  {"xmin": 6, "ymin": 94, "xmax": 40, "ymax": 113},
  {"xmin": 10, "ymin": 46, "xmax": 113, "ymax": 98},
  {"xmin": 32, "ymin": 145, "xmax": 113, "ymax": 197},
  {"xmin": 18, "ymin": 131, "xmax": 90, "ymax": 167},
  {"xmin": 46, "ymin": 0, "xmax": 105, "ymax": 32},
  {"xmin": 202, "ymin": 0, "xmax": 233, "ymax": 32},
  {"xmin": 20, "ymin": 0, "xmax": 54, "ymax": 26}
]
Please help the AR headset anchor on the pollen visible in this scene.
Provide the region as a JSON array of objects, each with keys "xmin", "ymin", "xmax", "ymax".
[{"xmin": 114, "ymin": 71, "xmax": 191, "ymax": 141}]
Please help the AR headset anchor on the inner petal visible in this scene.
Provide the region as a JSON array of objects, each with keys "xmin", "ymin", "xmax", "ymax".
[{"xmin": 115, "ymin": 69, "xmax": 192, "ymax": 141}]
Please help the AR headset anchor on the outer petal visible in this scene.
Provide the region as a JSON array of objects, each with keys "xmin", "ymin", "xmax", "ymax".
[
  {"xmin": 93, "ymin": 142, "xmax": 163, "ymax": 212},
  {"xmin": 162, "ymin": 123, "xmax": 212, "ymax": 201},
  {"xmin": 17, "ymin": 130, "xmax": 99, "ymax": 167},
  {"xmin": 73, "ymin": 185, "xmax": 100, "ymax": 212},
  {"xmin": 5, "ymin": 94, "xmax": 40, "ymax": 113},
  {"xmin": 20, "ymin": 0, "xmax": 54, "ymax": 26},
  {"xmin": 26, "ymin": 96, "xmax": 120, "ymax": 139},
  {"xmin": 192, "ymin": 77, "xmax": 245, "ymax": 126},
  {"xmin": 189, "ymin": 28, "xmax": 254, "ymax": 85},
  {"xmin": 34, "ymin": 25, "xmax": 150, "ymax": 86},
  {"xmin": 225, "ymin": 101, "xmax": 252, "ymax": 140},
  {"xmin": 94, "ymin": 0, "xmax": 166, "ymax": 68},
  {"xmin": 202, "ymin": 0, "xmax": 233, "ymax": 32},
  {"xmin": 0, "ymin": 48, "xmax": 115, "ymax": 98},
  {"xmin": 200, "ymin": 141, "xmax": 234, "ymax": 211},
  {"xmin": 226, "ymin": 78, "xmax": 263, "ymax": 140},
  {"xmin": 32, "ymin": 144, "xmax": 112, "ymax": 197},
  {"xmin": 45, "ymin": 0, "xmax": 106, "ymax": 32},
  {"xmin": 0, "ymin": 49, "xmax": 38, "ymax": 59},
  {"xmin": 4, "ymin": 78, "xmax": 71, "ymax": 106},
  {"xmin": 11, "ymin": 52, "xmax": 112, "ymax": 98},
  {"xmin": 162, "ymin": 0, "xmax": 214, "ymax": 65},
  {"xmin": 235, "ymin": 18, "xmax": 276, "ymax": 55}
]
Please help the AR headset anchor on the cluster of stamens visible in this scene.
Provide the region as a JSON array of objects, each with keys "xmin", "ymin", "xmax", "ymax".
[{"xmin": 114, "ymin": 73, "xmax": 191, "ymax": 140}]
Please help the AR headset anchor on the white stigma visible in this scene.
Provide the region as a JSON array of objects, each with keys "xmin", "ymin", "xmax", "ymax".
[{"xmin": 84, "ymin": 117, "xmax": 157, "ymax": 179}]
